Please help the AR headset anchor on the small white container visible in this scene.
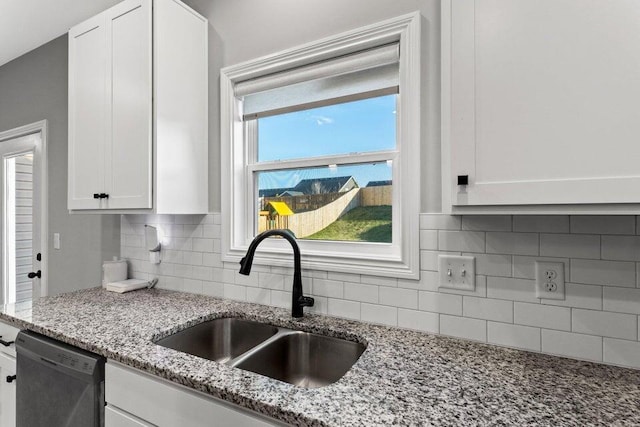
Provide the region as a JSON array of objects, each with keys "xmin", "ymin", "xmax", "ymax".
[{"xmin": 102, "ymin": 259, "xmax": 128, "ymax": 286}]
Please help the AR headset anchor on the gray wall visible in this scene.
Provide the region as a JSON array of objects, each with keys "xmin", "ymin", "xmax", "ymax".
[
  {"xmin": 0, "ymin": 35, "xmax": 120, "ymax": 296},
  {"xmin": 184, "ymin": 0, "xmax": 440, "ymax": 213}
]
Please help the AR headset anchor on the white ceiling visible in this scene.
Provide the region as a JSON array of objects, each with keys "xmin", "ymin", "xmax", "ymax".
[{"xmin": 0, "ymin": 0, "xmax": 122, "ymax": 67}]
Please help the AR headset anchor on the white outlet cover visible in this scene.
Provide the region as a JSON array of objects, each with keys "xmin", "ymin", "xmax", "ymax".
[
  {"xmin": 438, "ymin": 255, "xmax": 475, "ymax": 291},
  {"xmin": 535, "ymin": 261, "xmax": 565, "ymax": 300}
]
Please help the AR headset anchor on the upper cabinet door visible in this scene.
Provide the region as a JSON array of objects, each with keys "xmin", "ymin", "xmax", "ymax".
[
  {"xmin": 104, "ymin": 0, "xmax": 152, "ymax": 209},
  {"xmin": 68, "ymin": 14, "xmax": 107, "ymax": 210},
  {"xmin": 443, "ymin": 0, "xmax": 640, "ymax": 211}
]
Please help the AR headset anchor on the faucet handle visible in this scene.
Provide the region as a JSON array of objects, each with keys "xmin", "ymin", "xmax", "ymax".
[{"xmin": 299, "ymin": 296, "xmax": 315, "ymax": 308}]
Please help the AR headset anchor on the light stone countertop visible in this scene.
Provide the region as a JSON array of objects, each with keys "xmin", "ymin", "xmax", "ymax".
[{"xmin": 1, "ymin": 287, "xmax": 639, "ymax": 426}]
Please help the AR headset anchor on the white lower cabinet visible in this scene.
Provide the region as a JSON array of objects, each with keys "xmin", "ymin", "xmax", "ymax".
[
  {"xmin": 0, "ymin": 352, "xmax": 16, "ymax": 427},
  {"xmin": 0, "ymin": 320, "xmax": 18, "ymax": 427},
  {"xmin": 105, "ymin": 361, "xmax": 285, "ymax": 427},
  {"xmin": 106, "ymin": 405, "xmax": 154, "ymax": 427}
]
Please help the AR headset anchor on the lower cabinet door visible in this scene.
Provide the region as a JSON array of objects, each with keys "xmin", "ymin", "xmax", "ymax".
[
  {"xmin": 105, "ymin": 405, "xmax": 153, "ymax": 427},
  {"xmin": 0, "ymin": 352, "xmax": 16, "ymax": 427}
]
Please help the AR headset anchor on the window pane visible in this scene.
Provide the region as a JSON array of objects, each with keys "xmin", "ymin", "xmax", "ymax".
[
  {"xmin": 257, "ymin": 95, "xmax": 396, "ymax": 162},
  {"xmin": 257, "ymin": 162, "xmax": 392, "ymax": 243}
]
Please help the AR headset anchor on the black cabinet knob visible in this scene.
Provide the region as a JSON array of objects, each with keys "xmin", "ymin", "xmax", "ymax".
[
  {"xmin": 6, "ymin": 375, "xmax": 16, "ymax": 383},
  {"xmin": 93, "ymin": 193, "xmax": 100, "ymax": 199},
  {"xmin": 28, "ymin": 270, "xmax": 41, "ymax": 279}
]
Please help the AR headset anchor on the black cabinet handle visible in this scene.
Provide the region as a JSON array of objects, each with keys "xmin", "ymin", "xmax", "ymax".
[
  {"xmin": 6, "ymin": 375, "xmax": 16, "ymax": 383},
  {"xmin": 0, "ymin": 336, "xmax": 14, "ymax": 347},
  {"xmin": 100, "ymin": 193, "xmax": 109, "ymax": 199},
  {"xmin": 28, "ymin": 270, "xmax": 41, "ymax": 279},
  {"xmin": 93, "ymin": 193, "xmax": 100, "ymax": 199}
]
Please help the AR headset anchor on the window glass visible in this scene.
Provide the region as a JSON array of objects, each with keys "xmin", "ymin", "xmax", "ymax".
[
  {"xmin": 256, "ymin": 162, "xmax": 393, "ymax": 243},
  {"xmin": 257, "ymin": 95, "xmax": 397, "ymax": 162}
]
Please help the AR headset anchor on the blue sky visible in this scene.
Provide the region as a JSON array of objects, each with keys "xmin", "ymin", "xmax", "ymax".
[{"xmin": 258, "ymin": 95, "xmax": 396, "ymax": 189}]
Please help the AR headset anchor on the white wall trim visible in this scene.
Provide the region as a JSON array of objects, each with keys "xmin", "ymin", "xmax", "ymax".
[
  {"xmin": 220, "ymin": 12, "xmax": 421, "ymax": 279},
  {"xmin": 0, "ymin": 120, "xmax": 48, "ymax": 298}
]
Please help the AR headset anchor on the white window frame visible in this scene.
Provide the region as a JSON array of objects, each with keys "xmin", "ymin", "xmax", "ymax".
[{"xmin": 220, "ymin": 12, "xmax": 421, "ymax": 279}]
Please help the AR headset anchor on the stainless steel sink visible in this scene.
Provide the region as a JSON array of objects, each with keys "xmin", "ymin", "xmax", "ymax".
[
  {"xmin": 155, "ymin": 317, "xmax": 366, "ymax": 388},
  {"xmin": 232, "ymin": 331, "xmax": 366, "ymax": 388},
  {"xmin": 155, "ymin": 318, "xmax": 278, "ymax": 363}
]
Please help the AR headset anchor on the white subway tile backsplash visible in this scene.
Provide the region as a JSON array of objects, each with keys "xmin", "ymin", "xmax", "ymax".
[
  {"xmin": 439, "ymin": 275, "xmax": 487, "ymax": 298},
  {"xmin": 327, "ymin": 272, "xmax": 360, "ymax": 283},
  {"xmin": 464, "ymin": 253, "xmax": 512, "ymax": 277},
  {"xmin": 360, "ymin": 275, "xmax": 397, "ymax": 287},
  {"xmin": 307, "ymin": 296, "xmax": 328, "ymax": 314},
  {"xmin": 604, "ymin": 338, "xmax": 640, "ymax": 369},
  {"xmin": 398, "ymin": 271, "xmax": 439, "ymax": 291},
  {"xmin": 418, "ymin": 291, "xmax": 462, "ymax": 315},
  {"xmin": 487, "ymin": 322, "xmax": 540, "ymax": 352},
  {"xmin": 512, "ymin": 215, "xmax": 570, "ymax": 233},
  {"xmin": 183, "ymin": 279, "xmax": 203, "ymax": 294},
  {"xmin": 462, "ymin": 215, "xmax": 511, "ymax": 232},
  {"xmin": 603, "ymin": 287, "xmax": 640, "ymax": 314},
  {"xmin": 202, "ymin": 252, "xmax": 222, "ymax": 268},
  {"xmin": 123, "ymin": 213, "xmax": 640, "ymax": 370},
  {"xmin": 487, "ymin": 277, "xmax": 538, "ymax": 303},
  {"xmin": 486, "ymin": 232, "xmax": 538, "ymax": 256},
  {"xmin": 542, "ymin": 330, "xmax": 602, "ymax": 362},
  {"xmin": 361, "ymin": 303, "xmax": 397, "ymax": 327},
  {"xmin": 571, "ymin": 216, "xmax": 635, "ymax": 235},
  {"xmin": 438, "ymin": 231, "xmax": 485, "ymax": 253},
  {"xmin": 463, "ymin": 297, "xmax": 513, "ymax": 322},
  {"xmin": 440, "ymin": 315, "xmax": 486, "ymax": 342},
  {"xmin": 192, "ymin": 238, "xmax": 214, "ymax": 253},
  {"xmin": 173, "ymin": 214, "xmax": 205, "ymax": 225},
  {"xmin": 420, "ymin": 214, "xmax": 461, "ymax": 230},
  {"xmin": 380, "ymin": 287, "xmax": 418, "ymax": 309},
  {"xmin": 420, "ymin": 251, "xmax": 439, "ymax": 271},
  {"xmin": 571, "ymin": 259, "xmax": 636, "ymax": 287},
  {"xmin": 246, "ymin": 288, "xmax": 270, "ymax": 305},
  {"xmin": 257, "ymin": 273, "xmax": 285, "ymax": 290},
  {"xmin": 572, "ymin": 309, "xmax": 637, "ymax": 340},
  {"xmin": 398, "ymin": 309, "xmax": 439, "ymax": 333},
  {"xmin": 201, "ymin": 224, "xmax": 221, "ymax": 238},
  {"xmin": 512, "ymin": 256, "xmax": 569, "ymax": 280},
  {"xmin": 540, "ymin": 234, "xmax": 600, "ymax": 259},
  {"xmin": 344, "ymin": 283, "xmax": 379, "ymax": 303},
  {"xmin": 313, "ymin": 279, "xmax": 344, "ymax": 298},
  {"xmin": 419, "ymin": 230, "xmax": 438, "ymax": 250},
  {"xmin": 234, "ymin": 270, "xmax": 259, "ymax": 286},
  {"xmin": 182, "ymin": 251, "xmax": 203, "ymax": 266},
  {"xmin": 223, "ymin": 283, "xmax": 246, "ymax": 301},
  {"xmin": 270, "ymin": 290, "xmax": 291, "ymax": 309},
  {"xmin": 201, "ymin": 281, "xmax": 224, "ymax": 298},
  {"xmin": 513, "ymin": 302, "xmax": 570, "ymax": 331},
  {"xmin": 601, "ymin": 236, "xmax": 640, "ymax": 261},
  {"xmin": 541, "ymin": 283, "xmax": 602, "ymax": 310},
  {"xmin": 327, "ymin": 298, "xmax": 360, "ymax": 320}
]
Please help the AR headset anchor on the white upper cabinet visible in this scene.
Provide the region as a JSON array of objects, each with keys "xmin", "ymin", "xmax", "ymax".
[
  {"xmin": 442, "ymin": 0, "xmax": 640, "ymax": 213},
  {"xmin": 68, "ymin": 0, "xmax": 208, "ymax": 213}
]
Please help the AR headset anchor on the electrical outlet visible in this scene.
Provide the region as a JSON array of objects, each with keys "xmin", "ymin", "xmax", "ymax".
[
  {"xmin": 438, "ymin": 255, "xmax": 475, "ymax": 291},
  {"xmin": 535, "ymin": 261, "xmax": 565, "ymax": 300}
]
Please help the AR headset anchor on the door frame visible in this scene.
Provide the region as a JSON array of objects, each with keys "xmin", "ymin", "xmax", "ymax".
[{"xmin": 0, "ymin": 120, "xmax": 48, "ymax": 299}]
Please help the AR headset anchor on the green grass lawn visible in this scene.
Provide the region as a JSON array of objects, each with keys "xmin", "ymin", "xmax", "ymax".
[{"xmin": 305, "ymin": 206, "xmax": 392, "ymax": 243}]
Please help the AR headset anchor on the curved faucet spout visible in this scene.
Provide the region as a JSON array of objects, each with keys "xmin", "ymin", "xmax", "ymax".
[{"xmin": 239, "ymin": 229, "xmax": 313, "ymax": 318}]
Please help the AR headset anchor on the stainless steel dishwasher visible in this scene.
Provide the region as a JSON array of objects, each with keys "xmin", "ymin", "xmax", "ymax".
[{"xmin": 15, "ymin": 330, "xmax": 105, "ymax": 427}]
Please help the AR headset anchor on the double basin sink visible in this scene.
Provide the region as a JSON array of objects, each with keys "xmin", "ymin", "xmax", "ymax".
[{"xmin": 155, "ymin": 318, "xmax": 366, "ymax": 389}]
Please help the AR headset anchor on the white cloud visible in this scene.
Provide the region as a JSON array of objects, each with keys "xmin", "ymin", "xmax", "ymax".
[{"xmin": 312, "ymin": 115, "xmax": 334, "ymax": 125}]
